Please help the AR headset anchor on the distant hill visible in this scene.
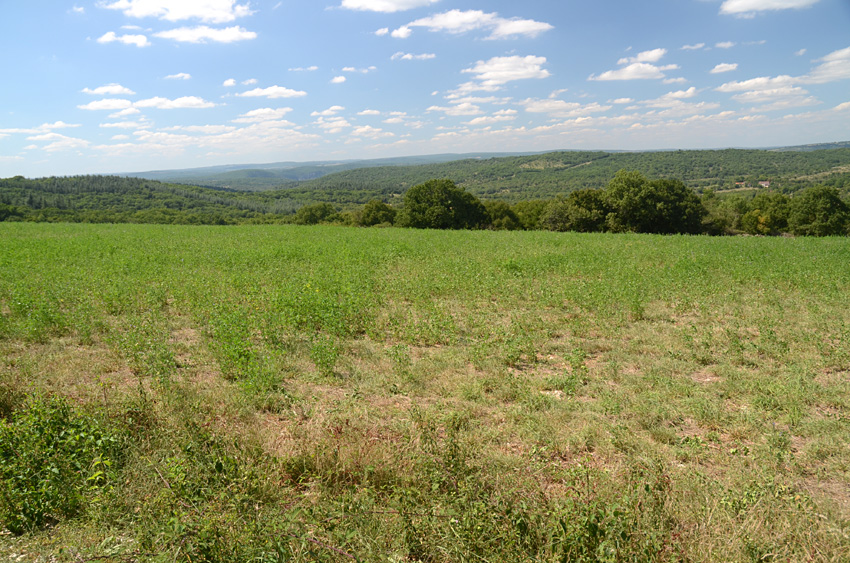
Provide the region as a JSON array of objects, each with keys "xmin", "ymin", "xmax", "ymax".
[
  {"xmin": 287, "ymin": 147, "xmax": 850, "ymax": 203},
  {"xmin": 124, "ymin": 152, "xmax": 544, "ymax": 190}
]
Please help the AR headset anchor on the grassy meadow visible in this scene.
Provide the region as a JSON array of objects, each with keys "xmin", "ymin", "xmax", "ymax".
[{"xmin": 0, "ymin": 222, "xmax": 848, "ymax": 562}]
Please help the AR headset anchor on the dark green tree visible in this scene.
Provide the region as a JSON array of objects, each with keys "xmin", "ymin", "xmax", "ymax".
[
  {"xmin": 541, "ymin": 189, "xmax": 610, "ymax": 232},
  {"xmin": 788, "ymin": 185, "xmax": 849, "ymax": 236},
  {"xmin": 740, "ymin": 191, "xmax": 790, "ymax": 235},
  {"xmin": 397, "ymin": 179, "xmax": 488, "ymax": 230},
  {"xmin": 483, "ymin": 200, "xmax": 522, "ymax": 230},
  {"xmin": 605, "ymin": 170, "xmax": 706, "ymax": 234},
  {"xmin": 358, "ymin": 199, "xmax": 397, "ymax": 226},
  {"xmin": 293, "ymin": 202, "xmax": 337, "ymax": 225}
]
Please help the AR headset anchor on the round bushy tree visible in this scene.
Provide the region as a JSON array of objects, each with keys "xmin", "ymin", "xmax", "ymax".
[
  {"xmin": 398, "ymin": 179, "xmax": 488, "ymax": 230},
  {"xmin": 358, "ymin": 199, "xmax": 397, "ymax": 226},
  {"xmin": 541, "ymin": 189, "xmax": 610, "ymax": 232},
  {"xmin": 605, "ymin": 170, "xmax": 706, "ymax": 234},
  {"xmin": 788, "ymin": 185, "xmax": 849, "ymax": 236}
]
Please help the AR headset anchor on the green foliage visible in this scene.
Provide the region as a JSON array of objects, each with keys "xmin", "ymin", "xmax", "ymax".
[
  {"xmin": 293, "ymin": 202, "xmax": 337, "ymax": 225},
  {"xmin": 0, "ymin": 396, "xmax": 122, "ymax": 535},
  {"xmin": 398, "ymin": 178, "xmax": 489, "ymax": 229},
  {"xmin": 788, "ymin": 185, "xmax": 850, "ymax": 236},
  {"xmin": 541, "ymin": 189, "xmax": 611, "ymax": 232},
  {"xmin": 357, "ymin": 199, "xmax": 397, "ymax": 226},
  {"xmin": 605, "ymin": 171, "xmax": 706, "ymax": 234},
  {"xmin": 483, "ymin": 200, "xmax": 522, "ymax": 230}
]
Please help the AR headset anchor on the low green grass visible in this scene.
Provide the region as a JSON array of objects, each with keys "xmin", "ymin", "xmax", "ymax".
[{"xmin": 0, "ymin": 222, "xmax": 848, "ymax": 562}]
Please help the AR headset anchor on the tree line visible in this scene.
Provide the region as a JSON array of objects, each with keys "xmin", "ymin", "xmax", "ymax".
[{"xmin": 2, "ymin": 172, "xmax": 849, "ymax": 236}]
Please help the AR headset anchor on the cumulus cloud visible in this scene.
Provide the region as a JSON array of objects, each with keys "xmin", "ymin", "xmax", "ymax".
[
  {"xmin": 462, "ymin": 55, "xmax": 550, "ymax": 89},
  {"xmin": 390, "ymin": 9, "xmax": 553, "ymax": 40},
  {"xmin": 720, "ymin": 0, "xmax": 819, "ymax": 16},
  {"xmin": 232, "ymin": 108, "xmax": 294, "ymax": 123},
  {"xmin": 465, "ymin": 110, "xmax": 518, "ymax": 126},
  {"xmin": 711, "ymin": 63, "xmax": 739, "ymax": 74},
  {"xmin": 135, "ymin": 96, "xmax": 217, "ymax": 109},
  {"xmin": 25, "ymin": 133, "xmax": 90, "ymax": 152},
  {"xmin": 313, "ymin": 117, "xmax": 351, "ymax": 134},
  {"xmin": 340, "ymin": 0, "xmax": 439, "ymax": 13},
  {"xmin": 590, "ymin": 49, "xmax": 678, "ymax": 81},
  {"xmin": 223, "ymin": 78, "xmax": 237, "ymax": 86},
  {"xmin": 521, "ymin": 99, "xmax": 611, "ymax": 118},
  {"xmin": 311, "ymin": 106, "xmax": 346, "ymax": 117},
  {"xmin": 100, "ymin": 0, "xmax": 253, "ymax": 23},
  {"xmin": 618, "ymin": 48, "xmax": 667, "ymax": 65},
  {"xmin": 97, "ymin": 31, "xmax": 150, "ymax": 47},
  {"xmin": 82, "ymin": 83, "xmax": 136, "ymax": 95},
  {"xmin": 351, "ymin": 125, "xmax": 393, "ymax": 139},
  {"xmin": 357, "ymin": 109, "xmax": 382, "ymax": 116},
  {"xmin": 715, "ymin": 75, "xmax": 817, "ymax": 110},
  {"xmin": 236, "ymin": 86, "xmax": 308, "ymax": 99},
  {"xmin": 78, "ymin": 98, "xmax": 134, "ymax": 111},
  {"xmin": 154, "ymin": 26, "xmax": 256, "ymax": 43},
  {"xmin": 165, "ymin": 73, "xmax": 192, "ymax": 80},
  {"xmin": 343, "ymin": 66, "xmax": 377, "ymax": 73},
  {"xmin": 391, "ymin": 52, "xmax": 436, "ymax": 61},
  {"xmin": 681, "ymin": 43, "xmax": 706, "ymax": 51},
  {"xmin": 331, "ymin": 76, "xmax": 347, "ymax": 84},
  {"xmin": 716, "ymin": 41, "xmax": 736, "ymax": 49},
  {"xmin": 590, "ymin": 62, "xmax": 678, "ymax": 81},
  {"xmin": 803, "ymin": 46, "xmax": 850, "ymax": 84},
  {"xmin": 289, "ymin": 66, "xmax": 319, "ymax": 72},
  {"xmin": 427, "ymin": 103, "xmax": 484, "ymax": 116}
]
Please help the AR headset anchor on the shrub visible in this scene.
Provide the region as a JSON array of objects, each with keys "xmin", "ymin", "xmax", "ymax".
[
  {"xmin": 398, "ymin": 179, "xmax": 489, "ymax": 230},
  {"xmin": 0, "ymin": 396, "xmax": 123, "ymax": 534}
]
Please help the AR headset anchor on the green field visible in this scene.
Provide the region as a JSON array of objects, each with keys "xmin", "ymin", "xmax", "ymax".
[{"xmin": 1, "ymin": 223, "xmax": 849, "ymax": 562}]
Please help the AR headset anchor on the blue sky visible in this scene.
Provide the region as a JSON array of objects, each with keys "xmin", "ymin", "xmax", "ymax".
[{"xmin": 1, "ymin": 0, "xmax": 849, "ymax": 177}]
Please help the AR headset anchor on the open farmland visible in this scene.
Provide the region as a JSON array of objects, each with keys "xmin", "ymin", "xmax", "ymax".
[{"xmin": 1, "ymin": 223, "xmax": 849, "ymax": 562}]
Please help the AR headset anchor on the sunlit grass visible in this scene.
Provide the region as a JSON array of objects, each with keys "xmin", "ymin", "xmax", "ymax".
[{"xmin": 1, "ymin": 222, "xmax": 848, "ymax": 562}]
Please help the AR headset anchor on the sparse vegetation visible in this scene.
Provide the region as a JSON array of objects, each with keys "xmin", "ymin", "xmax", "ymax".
[{"xmin": 1, "ymin": 222, "xmax": 849, "ymax": 561}]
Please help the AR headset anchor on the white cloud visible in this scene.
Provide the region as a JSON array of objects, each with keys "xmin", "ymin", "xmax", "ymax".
[
  {"xmin": 391, "ymin": 26, "xmax": 412, "ymax": 39},
  {"xmin": 134, "ymin": 96, "xmax": 216, "ymax": 109},
  {"xmin": 25, "ymin": 133, "xmax": 90, "ymax": 152},
  {"xmin": 97, "ymin": 31, "xmax": 150, "ymax": 47},
  {"xmin": 154, "ymin": 26, "xmax": 256, "ymax": 43},
  {"xmin": 331, "ymin": 76, "xmax": 347, "ymax": 84},
  {"xmin": 340, "ymin": 0, "xmax": 439, "ymax": 13},
  {"xmin": 289, "ymin": 66, "xmax": 319, "ymax": 72},
  {"xmin": 720, "ymin": 0, "xmax": 819, "ymax": 16},
  {"xmin": 390, "ymin": 9, "xmax": 553, "ymax": 40},
  {"xmin": 590, "ymin": 62, "xmax": 678, "ymax": 81},
  {"xmin": 715, "ymin": 75, "xmax": 796, "ymax": 92},
  {"xmin": 351, "ymin": 125, "xmax": 393, "ymax": 138},
  {"xmin": 663, "ymin": 77, "xmax": 688, "ymax": 84},
  {"xmin": 101, "ymin": 0, "xmax": 253, "ymax": 23},
  {"xmin": 72, "ymin": 6, "xmax": 85, "ymax": 14},
  {"xmin": 681, "ymin": 43, "xmax": 706, "ymax": 51},
  {"xmin": 232, "ymin": 108, "xmax": 294, "ymax": 123},
  {"xmin": 711, "ymin": 63, "xmax": 739, "ymax": 74},
  {"xmin": 110, "ymin": 108, "xmax": 141, "ymax": 118},
  {"xmin": 236, "ymin": 86, "xmax": 307, "ymax": 99},
  {"xmin": 311, "ymin": 106, "xmax": 346, "ymax": 117},
  {"xmin": 590, "ymin": 49, "xmax": 678, "ymax": 81},
  {"xmin": 522, "ymin": 99, "xmax": 611, "ymax": 118},
  {"xmin": 165, "ymin": 72, "xmax": 192, "ymax": 80},
  {"xmin": 358, "ymin": 109, "xmax": 382, "ymax": 116},
  {"xmin": 795, "ymin": 48, "xmax": 807, "ymax": 56},
  {"xmin": 242, "ymin": 78, "xmax": 258, "ymax": 85},
  {"xmin": 162, "ymin": 125, "xmax": 236, "ymax": 134},
  {"xmin": 391, "ymin": 51, "xmax": 436, "ymax": 61},
  {"xmin": 803, "ymin": 46, "xmax": 850, "ymax": 84},
  {"xmin": 313, "ymin": 117, "xmax": 351, "ymax": 134},
  {"xmin": 375, "ymin": 28, "xmax": 389, "ymax": 36},
  {"xmin": 466, "ymin": 110, "xmax": 518, "ymax": 126},
  {"xmin": 462, "ymin": 55, "xmax": 550, "ymax": 89},
  {"xmin": 223, "ymin": 78, "xmax": 237, "ymax": 87},
  {"xmin": 99, "ymin": 121, "xmax": 149, "ymax": 129},
  {"xmin": 427, "ymin": 103, "xmax": 483, "ymax": 116},
  {"xmin": 716, "ymin": 41, "xmax": 736, "ymax": 49},
  {"xmin": 618, "ymin": 48, "xmax": 667, "ymax": 65},
  {"xmin": 835, "ymin": 101, "xmax": 850, "ymax": 111},
  {"xmin": 82, "ymin": 83, "xmax": 136, "ymax": 95},
  {"xmin": 78, "ymin": 98, "xmax": 134, "ymax": 111},
  {"xmin": 343, "ymin": 66, "xmax": 377, "ymax": 73}
]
